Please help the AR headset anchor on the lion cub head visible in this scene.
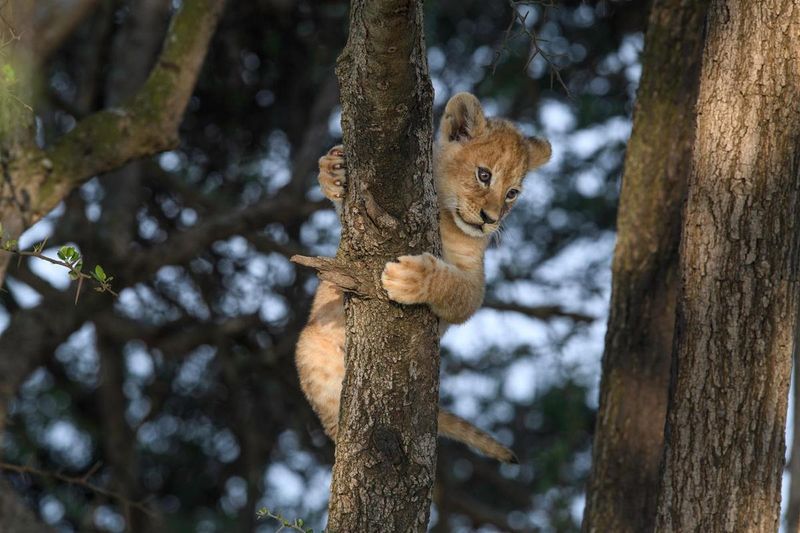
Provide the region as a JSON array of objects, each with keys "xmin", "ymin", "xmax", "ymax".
[{"xmin": 434, "ymin": 92, "xmax": 551, "ymax": 238}]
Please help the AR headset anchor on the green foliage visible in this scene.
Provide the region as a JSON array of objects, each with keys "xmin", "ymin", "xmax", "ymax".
[
  {"xmin": 256, "ymin": 508, "xmax": 315, "ymax": 533},
  {"xmin": 0, "ymin": 228, "xmax": 116, "ymax": 299}
]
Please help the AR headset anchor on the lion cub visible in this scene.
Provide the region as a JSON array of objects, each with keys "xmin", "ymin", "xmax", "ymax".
[{"xmin": 295, "ymin": 93, "xmax": 551, "ymax": 462}]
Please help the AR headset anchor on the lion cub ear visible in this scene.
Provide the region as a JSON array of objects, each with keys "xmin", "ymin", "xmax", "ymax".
[
  {"xmin": 439, "ymin": 92, "xmax": 487, "ymax": 143},
  {"xmin": 527, "ymin": 137, "xmax": 552, "ymax": 169}
]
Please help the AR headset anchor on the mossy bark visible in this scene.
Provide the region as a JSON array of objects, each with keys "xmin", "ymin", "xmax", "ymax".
[
  {"xmin": 0, "ymin": 2, "xmax": 224, "ymax": 529},
  {"xmin": 325, "ymin": 0, "xmax": 439, "ymax": 531},
  {"xmin": 582, "ymin": 1, "xmax": 708, "ymax": 531},
  {"xmin": 0, "ymin": 0, "xmax": 225, "ymax": 281},
  {"xmin": 654, "ymin": 1, "xmax": 800, "ymax": 531}
]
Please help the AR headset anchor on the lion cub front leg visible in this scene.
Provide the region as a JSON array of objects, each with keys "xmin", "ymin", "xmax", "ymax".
[
  {"xmin": 318, "ymin": 145, "xmax": 347, "ymax": 211},
  {"xmin": 381, "ymin": 253, "xmax": 484, "ymax": 325}
]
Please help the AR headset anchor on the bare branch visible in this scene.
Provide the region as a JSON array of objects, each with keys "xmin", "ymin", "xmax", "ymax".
[
  {"xmin": 128, "ymin": 196, "xmax": 325, "ymax": 276},
  {"xmin": 290, "ymin": 254, "xmax": 377, "ymax": 298},
  {"xmin": 483, "ymin": 299, "xmax": 594, "ymax": 323},
  {"xmin": 0, "ymin": 461, "xmax": 157, "ymax": 518},
  {"xmin": 490, "ymin": 0, "xmax": 569, "ymax": 95}
]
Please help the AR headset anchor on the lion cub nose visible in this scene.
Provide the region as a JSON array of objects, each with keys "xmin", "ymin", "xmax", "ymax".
[{"xmin": 480, "ymin": 209, "xmax": 498, "ymax": 225}]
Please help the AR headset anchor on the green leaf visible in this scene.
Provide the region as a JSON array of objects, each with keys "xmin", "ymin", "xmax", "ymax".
[
  {"xmin": 94, "ymin": 265, "xmax": 107, "ymax": 282},
  {"xmin": 2, "ymin": 64, "xmax": 16, "ymax": 84},
  {"xmin": 58, "ymin": 246, "xmax": 79, "ymax": 263}
]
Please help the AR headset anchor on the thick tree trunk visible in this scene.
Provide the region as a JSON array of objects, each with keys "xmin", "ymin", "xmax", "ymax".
[
  {"xmin": 325, "ymin": 0, "xmax": 439, "ymax": 531},
  {"xmin": 582, "ymin": 1, "xmax": 708, "ymax": 531},
  {"xmin": 655, "ymin": 1, "xmax": 800, "ymax": 531}
]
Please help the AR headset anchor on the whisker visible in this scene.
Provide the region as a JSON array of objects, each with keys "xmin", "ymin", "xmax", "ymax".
[{"xmin": 491, "ymin": 224, "xmax": 505, "ymax": 247}]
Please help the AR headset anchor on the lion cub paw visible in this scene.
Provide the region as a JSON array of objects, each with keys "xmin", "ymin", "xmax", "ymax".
[
  {"xmin": 381, "ymin": 253, "xmax": 437, "ymax": 305},
  {"xmin": 318, "ymin": 145, "xmax": 346, "ymax": 203}
]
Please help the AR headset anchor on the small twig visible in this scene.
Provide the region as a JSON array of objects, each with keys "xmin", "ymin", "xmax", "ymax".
[
  {"xmin": 256, "ymin": 508, "xmax": 313, "ymax": 532},
  {"xmin": 0, "ymin": 236, "xmax": 117, "ymax": 299},
  {"xmin": 290, "ymin": 254, "xmax": 378, "ymax": 298},
  {"xmin": 484, "ymin": 299, "xmax": 594, "ymax": 323},
  {"xmin": 81, "ymin": 461, "xmax": 102, "ymax": 482},
  {"xmin": 490, "ymin": 0, "xmax": 570, "ymax": 96},
  {"xmin": 9, "ymin": 249, "xmax": 117, "ymax": 296},
  {"xmin": 0, "ymin": 2, "xmax": 22, "ymax": 50},
  {"xmin": 0, "ymin": 461, "xmax": 156, "ymax": 517}
]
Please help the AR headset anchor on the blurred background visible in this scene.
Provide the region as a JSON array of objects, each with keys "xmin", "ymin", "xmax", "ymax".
[{"xmin": 4, "ymin": 0, "xmax": 649, "ymax": 531}]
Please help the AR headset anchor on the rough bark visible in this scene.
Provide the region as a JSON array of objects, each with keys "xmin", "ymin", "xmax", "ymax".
[
  {"xmin": 582, "ymin": 1, "xmax": 708, "ymax": 531},
  {"xmin": 314, "ymin": 0, "xmax": 439, "ymax": 531},
  {"xmin": 654, "ymin": 1, "xmax": 800, "ymax": 531}
]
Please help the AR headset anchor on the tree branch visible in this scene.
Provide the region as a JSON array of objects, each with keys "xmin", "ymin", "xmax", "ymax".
[
  {"xmin": 0, "ymin": 461, "xmax": 156, "ymax": 518},
  {"xmin": 128, "ymin": 196, "xmax": 325, "ymax": 276},
  {"xmin": 290, "ymin": 254, "xmax": 377, "ymax": 298},
  {"xmin": 36, "ymin": 0, "xmax": 227, "ymax": 220},
  {"xmin": 483, "ymin": 299, "xmax": 594, "ymax": 323}
]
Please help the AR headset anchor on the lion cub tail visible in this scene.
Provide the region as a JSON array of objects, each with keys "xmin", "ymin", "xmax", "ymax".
[{"xmin": 438, "ymin": 410, "xmax": 518, "ymax": 464}]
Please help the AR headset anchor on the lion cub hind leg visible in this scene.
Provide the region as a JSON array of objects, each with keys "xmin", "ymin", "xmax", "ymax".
[
  {"xmin": 295, "ymin": 282, "xmax": 347, "ymax": 440},
  {"xmin": 295, "ymin": 323, "xmax": 345, "ymax": 440}
]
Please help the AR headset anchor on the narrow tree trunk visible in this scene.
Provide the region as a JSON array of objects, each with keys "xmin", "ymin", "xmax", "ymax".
[
  {"xmin": 582, "ymin": 1, "xmax": 708, "ymax": 531},
  {"xmin": 655, "ymin": 1, "xmax": 800, "ymax": 531},
  {"xmin": 325, "ymin": 0, "xmax": 439, "ymax": 530}
]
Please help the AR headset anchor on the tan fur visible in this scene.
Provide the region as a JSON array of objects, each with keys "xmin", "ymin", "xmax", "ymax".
[{"xmin": 296, "ymin": 93, "xmax": 551, "ymax": 462}]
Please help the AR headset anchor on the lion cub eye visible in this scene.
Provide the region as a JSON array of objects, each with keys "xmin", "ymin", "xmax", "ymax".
[
  {"xmin": 476, "ymin": 167, "xmax": 492, "ymax": 185},
  {"xmin": 505, "ymin": 189, "xmax": 519, "ymax": 202}
]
